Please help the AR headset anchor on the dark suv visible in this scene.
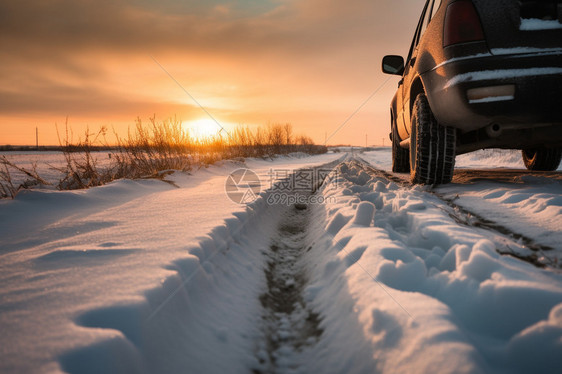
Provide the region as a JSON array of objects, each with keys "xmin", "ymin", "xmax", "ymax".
[{"xmin": 382, "ymin": 0, "xmax": 562, "ymax": 184}]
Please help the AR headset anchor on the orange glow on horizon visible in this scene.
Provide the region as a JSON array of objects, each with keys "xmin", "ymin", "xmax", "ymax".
[
  {"xmin": 0, "ymin": 1, "xmax": 420, "ymax": 147},
  {"xmin": 182, "ymin": 118, "xmax": 225, "ymax": 142}
]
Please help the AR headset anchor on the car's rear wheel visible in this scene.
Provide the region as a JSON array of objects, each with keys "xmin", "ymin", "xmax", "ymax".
[
  {"xmin": 410, "ymin": 93, "xmax": 456, "ymax": 185},
  {"xmin": 522, "ymin": 148, "xmax": 562, "ymax": 171},
  {"xmin": 392, "ymin": 116, "xmax": 409, "ymax": 173}
]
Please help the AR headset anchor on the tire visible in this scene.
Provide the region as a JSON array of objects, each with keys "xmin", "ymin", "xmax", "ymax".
[
  {"xmin": 522, "ymin": 148, "xmax": 562, "ymax": 171},
  {"xmin": 392, "ymin": 118, "xmax": 410, "ymax": 173},
  {"xmin": 409, "ymin": 93, "xmax": 456, "ymax": 185}
]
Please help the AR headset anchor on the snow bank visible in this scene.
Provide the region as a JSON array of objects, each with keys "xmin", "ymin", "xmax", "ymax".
[
  {"xmin": 60, "ymin": 191, "xmax": 274, "ymax": 374},
  {"xmin": 0, "ymin": 151, "xmax": 113, "ymax": 187},
  {"xmin": 455, "ymin": 149, "xmax": 525, "ymax": 169},
  {"xmin": 437, "ymin": 177, "xmax": 562, "ymax": 252},
  {"xmin": 2, "ymin": 149, "xmax": 560, "ymax": 373},
  {"xmin": 362, "ymin": 148, "xmax": 562, "ymax": 258},
  {"xmin": 361, "ymin": 146, "xmax": 562, "ymax": 172},
  {"xmin": 0, "ymin": 153, "xmax": 343, "ymax": 373},
  {"xmin": 300, "ymin": 161, "xmax": 562, "ymax": 373}
]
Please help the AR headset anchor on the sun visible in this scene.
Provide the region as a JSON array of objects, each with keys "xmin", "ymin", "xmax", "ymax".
[{"xmin": 183, "ymin": 118, "xmax": 223, "ymax": 141}]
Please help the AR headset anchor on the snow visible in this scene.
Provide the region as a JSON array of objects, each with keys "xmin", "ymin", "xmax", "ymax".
[
  {"xmin": 1, "ymin": 148, "xmax": 561, "ymax": 373},
  {"xmin": 0, "ymin": 151, "xmax": 113, "ymax": 187},
  {"xmin": 520, "ymin": 18, "xmax": 562, "ymax": 31},
  {"xmin": 433, "ymin": 53, "xmax": 491, "ymax": 70},
  {"xmin": 468, "ymin": 95, "xmax": 515, "ymax": 104},
  {"xmin": 468, "ymin": 95, "xmax": 514, "ymax": 104},
  {"xmin": 491, "ymin": 47, "xmax": 562, "ymax": 56},
  {"xmin": 0, "ymin": 153, "xmax": 343, "ymax": 373},
  {"xmin": 455, "ymin": 148, "xmax": 526, "ymax": 169},
  {"xmin": 362, "ymin": 148, "xmax": 562, "ymax": 263},
  {"xmin": 444, "ymin": 67, "xmax": 562, "ymax": 89},
  {"xmin": 306, "ymin": 159, "xmax": 562, "ymax": 373},
  {"xmin": 438, "ymin": 177, "xmax": 562, "ymax": 250},
  {"xmin": 435, "ymin": 48, "xmax": 562, "ymax": 70},
  {"xmin": 448, "ymin": 150, "xmax": 562, "ymax": 254}
]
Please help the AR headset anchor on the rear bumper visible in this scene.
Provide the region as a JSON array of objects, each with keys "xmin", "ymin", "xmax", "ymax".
[{"xmin": 426, "ymin": 51, "xmax": 562, "ymax": 138}]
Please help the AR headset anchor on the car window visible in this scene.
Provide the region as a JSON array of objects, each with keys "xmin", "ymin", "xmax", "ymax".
[
  {"xmin": 406, "ymin": 0, "xmax": 432, "ymax": 64},
  {"xmin": 431, "ymin": 0, "xmax": 442, "ymax": 20},
  {"xmin": 418, "ymin": 0, "xmax": 435, "ymax": 43}
]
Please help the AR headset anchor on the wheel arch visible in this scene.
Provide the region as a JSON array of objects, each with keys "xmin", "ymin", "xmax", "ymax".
[{"xmin": 409, "ymin": 77, "xmax": 426, "ymax": 116}]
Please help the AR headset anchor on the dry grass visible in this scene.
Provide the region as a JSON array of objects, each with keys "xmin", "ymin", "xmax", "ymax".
[
  {"xmin": 0, "ymin": 118, "xmax": 327, "ymax": 198},
  {"xmin": 0, "ymin": 156, "xmax": 52, "ymax": 198}
]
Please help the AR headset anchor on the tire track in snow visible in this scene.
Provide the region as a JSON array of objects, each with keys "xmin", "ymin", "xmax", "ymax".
[
  {"xmin": 355, "ymin": 157, "xmax": 559, "ymax": 268},
  {"xmin": 253, "ymin": 195, "xmax": 323, "ymax": 373},
  {"xmin": 250, "ymin": 157, "xmax": 342, "ymax": 373}
]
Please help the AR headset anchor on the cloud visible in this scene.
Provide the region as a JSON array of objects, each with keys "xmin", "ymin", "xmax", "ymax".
[
  {"xmin": 0, "ymin": 0, "xmax": 421, "ymax": 144},
  {"xmin": 0, "ymin": 84, "xmax": 202, "ymax": 119},
  {"xmin": 1, "ymin": 0, "xmax": 416, "ymax": 56}
]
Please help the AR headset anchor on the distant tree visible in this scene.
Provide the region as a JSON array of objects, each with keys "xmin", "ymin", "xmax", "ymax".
[
  {"xmin": 267, "ymin": 124, "xmax": 285, "ymax": 153},
  {"xmin": 283, "ymin": 123, "xmax": 293, "ymax": 145}
]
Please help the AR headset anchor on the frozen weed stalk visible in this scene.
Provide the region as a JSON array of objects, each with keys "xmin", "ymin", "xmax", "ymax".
[{"xmin": 0, "ymin": 121, "xmax": 328, "ymax": 199}]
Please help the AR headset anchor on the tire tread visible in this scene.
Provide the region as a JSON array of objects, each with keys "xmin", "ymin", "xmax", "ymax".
[
  {"xmin": 410, "ymin": 94, "xmax": 456, "ymax": 185},
  {"xmin": 522, "ymin": 149, "xmax": 562, "ymax": 171},
  {"xmin": 392, "ymin": 122, "xmax": 410, "ymax": 173}
]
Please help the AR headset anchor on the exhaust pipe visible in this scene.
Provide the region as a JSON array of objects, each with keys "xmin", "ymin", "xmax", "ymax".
[{"xmin": 486, "ymin": 123, "xmax": 502, "ymax": 138}]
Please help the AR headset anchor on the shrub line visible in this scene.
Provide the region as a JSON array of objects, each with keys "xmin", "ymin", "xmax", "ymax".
[{"xmin": 0, "ymin": 119, "xmax": 327, "ymax": 198}]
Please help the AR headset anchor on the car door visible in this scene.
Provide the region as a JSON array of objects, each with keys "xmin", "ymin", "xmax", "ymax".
[{"xmin": 397, "ymin": 0, "xmax": 434, "ymax": 139}]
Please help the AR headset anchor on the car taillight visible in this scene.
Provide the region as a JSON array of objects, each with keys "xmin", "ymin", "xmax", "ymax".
[{"xmin": 443, "ymin": 0, "xmax": 485, "ymax": 47}]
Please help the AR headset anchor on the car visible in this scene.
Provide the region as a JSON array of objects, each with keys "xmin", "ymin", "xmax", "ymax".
[{"xmin": 382, "ymin": 0, "xmax": 562, "ymax": 184}]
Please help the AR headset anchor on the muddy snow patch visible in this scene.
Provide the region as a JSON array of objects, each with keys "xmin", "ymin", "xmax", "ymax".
[{"xmin": 255, "ymin": 200, "xmax": 323, "ymax": 374}]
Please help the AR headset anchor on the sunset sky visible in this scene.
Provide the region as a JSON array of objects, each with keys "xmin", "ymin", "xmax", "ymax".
[{"xmin": 0, "ymin": 0, "xmax": 421, "ymax": 146}]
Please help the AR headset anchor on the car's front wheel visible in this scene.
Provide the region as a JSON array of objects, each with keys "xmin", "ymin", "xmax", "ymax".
[
  {"xmin": 410, "ymin": 93, "xmax": 456, "ymax": 184},
  {"xmin": 522, "ymin": 148, "xmax": 562, "ymax": 171}
]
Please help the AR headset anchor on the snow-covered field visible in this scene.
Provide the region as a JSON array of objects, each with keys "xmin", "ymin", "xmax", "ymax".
[
  {"xmin": 1, "ymin": 149, "xmax": 561, "ymax": 373},
  {"xmin": 0, "ymin": 151, "xmax": 114, "ymax": 188}
]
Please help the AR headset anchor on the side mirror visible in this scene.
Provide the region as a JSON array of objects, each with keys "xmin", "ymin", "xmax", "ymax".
[{"xmin": 382, "ymin": 55, "xmax": 405, "ymax": 75}]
